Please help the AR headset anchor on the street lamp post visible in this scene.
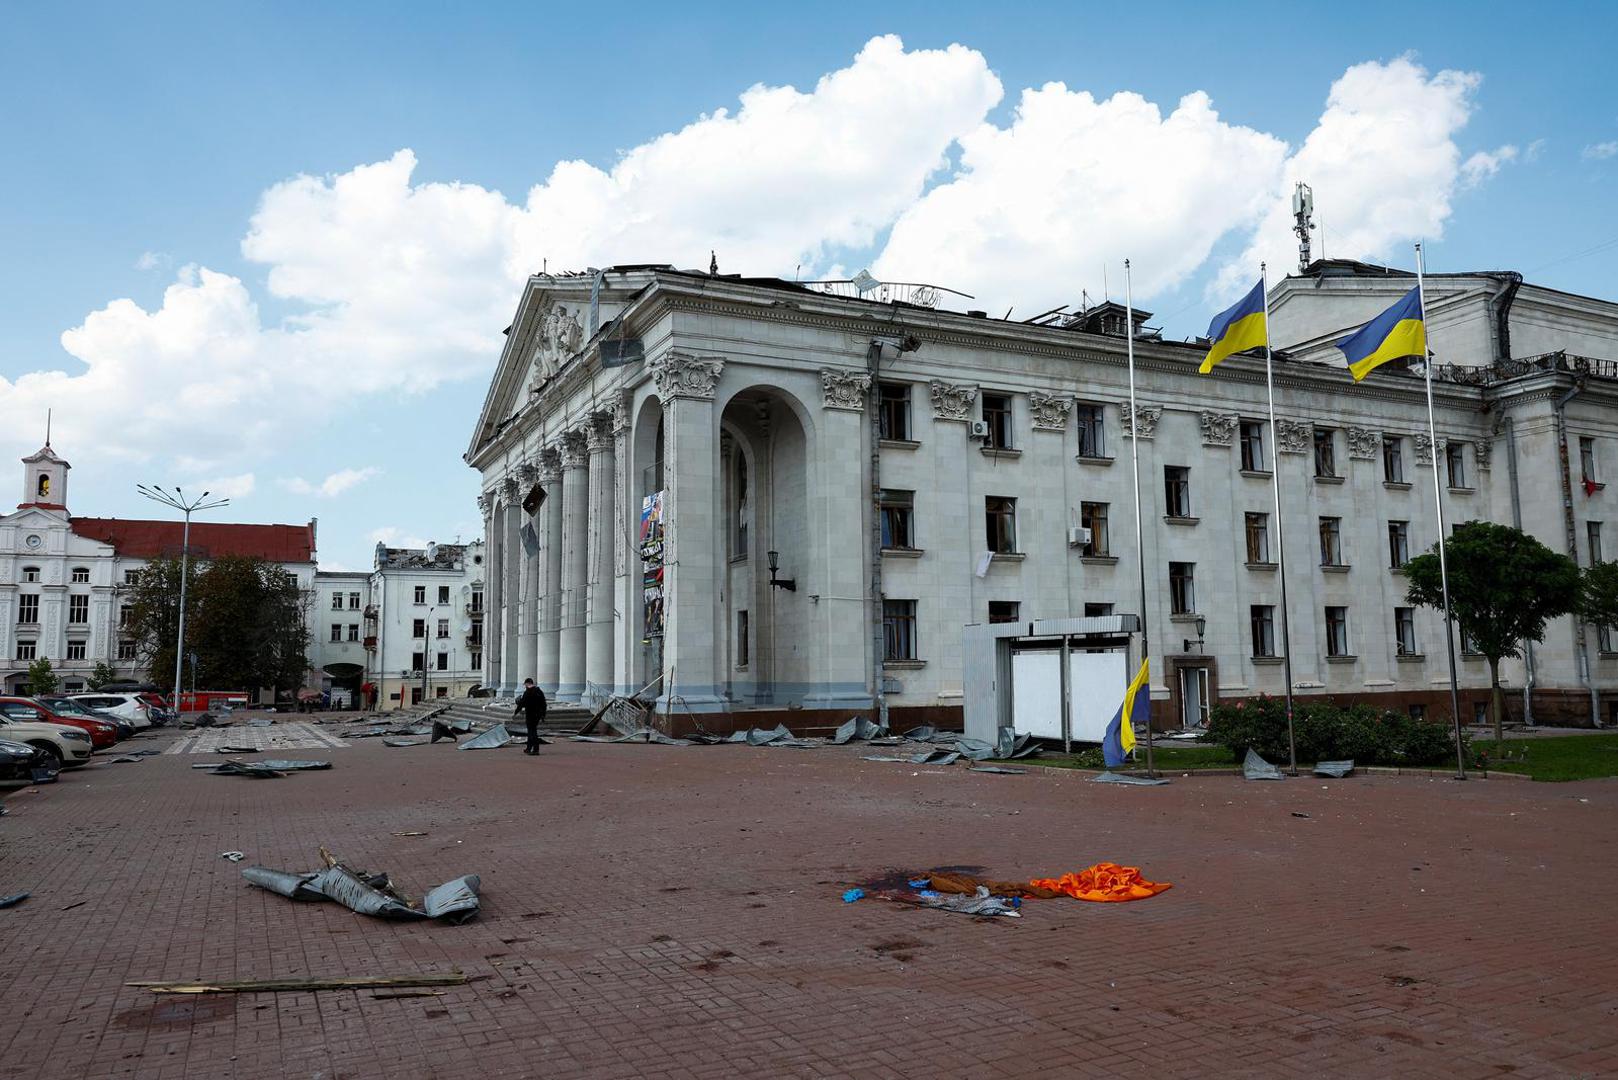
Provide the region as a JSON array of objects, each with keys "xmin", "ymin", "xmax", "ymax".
[
  {"xmin": 422, "ymin": 605, "xmax": 435, "ymax": 705},
  {"xmin": 136, "ymin": 485, "xmax": 229, "ymax": 717}
]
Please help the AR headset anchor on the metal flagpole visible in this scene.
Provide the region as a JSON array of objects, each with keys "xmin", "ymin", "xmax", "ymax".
[
  {"xmin": 1415, "ymin": 242, "xmax": 1468, "ymax": 780},
  {"xmin": 1258, "ymin": 263, "xmax": 1299, "ymax": 775},
  {"xmin": 1123, "ymin": 260, "xmax": 1155, "ymax": 778}
]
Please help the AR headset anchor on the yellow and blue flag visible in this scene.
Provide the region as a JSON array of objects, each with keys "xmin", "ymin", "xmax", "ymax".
[
  {"xmin": 1336, "ymin": 286, "xmax": 1426, "ymax": 381},
  {"xmin": 1200, "ymin": 279, "xmax": 1268, "ymax": 374},
  {"xmin": 1102, "ymin": 659, "xmax": 1149, "ymax": 767}
]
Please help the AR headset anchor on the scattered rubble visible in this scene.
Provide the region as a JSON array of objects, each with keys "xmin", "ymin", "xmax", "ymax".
[{"xmin": 242, "ymin": 846, "xmax": 481, "ymax": 924}]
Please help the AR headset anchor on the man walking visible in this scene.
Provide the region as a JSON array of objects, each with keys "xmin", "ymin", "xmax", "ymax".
[{"xmin": 514, "ymin": 678, "xmax": 547, "ymax": 755}]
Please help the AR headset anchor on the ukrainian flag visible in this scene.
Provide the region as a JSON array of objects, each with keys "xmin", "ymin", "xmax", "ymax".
[
  {"xmin": 1336, "ymin": 286, "xmax": 1426, "ymax": 381},
  {"xmin": 1102, "ymin": 659, "xmax": 1149, "ymax": 767},
  {"xmin": 1200, "ymin": 279, "xmax": 1268, "ymax": 374}
]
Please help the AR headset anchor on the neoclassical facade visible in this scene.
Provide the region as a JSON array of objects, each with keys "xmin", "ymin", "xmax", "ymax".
[{"xmin": 467, "ymin": 264, "xmax": 1618, "ymax": 729}]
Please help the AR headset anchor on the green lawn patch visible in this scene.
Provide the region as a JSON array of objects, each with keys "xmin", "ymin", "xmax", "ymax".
[
  {"xmin": 1026, "ymin": 743, "xmax": 1235, "ymax": 772},
  {"xmin": 1474, "ymin": 733, "xmax": 1618, "ymax": 782}
]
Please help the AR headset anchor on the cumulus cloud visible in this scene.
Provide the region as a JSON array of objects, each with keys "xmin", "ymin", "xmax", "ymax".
[
  {"xmin": 1525, "ymin": 138, "xmax": 1547, "ymax": 162},
  {"xmin": 1584, "ymin": 141, "xmax": 1618, "ymax": 161},
  {"xmin": 368, "ymin": 525, "xmax": 430, "ymax": 550},
  {"xmin": 281, "ymin": 466, "xmax": 381, "ymax": 498},
  {"xmin": 188, "ymin": 472, "xmax": 256, "ymax": 499},
  {"xmin": 134, "ymin": 251, "xmax": 170, "ymax": 271},
  {"xmin": 1221, "ymin": 59, "xmax": 1487, "ymax": 293},
  {"xmin": 1461, "ymin": 144, "xmax": 1518, "ymax": 187}
]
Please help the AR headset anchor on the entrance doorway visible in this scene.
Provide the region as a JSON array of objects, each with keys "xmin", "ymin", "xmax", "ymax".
[{"xmin": 1179, "ymin": 666, "xmax": 1210, "ymax": 728}]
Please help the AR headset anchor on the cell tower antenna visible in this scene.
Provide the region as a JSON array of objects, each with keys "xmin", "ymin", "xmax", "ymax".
[{"xmin": 1293, "ymin": 182, "xmax": 1316, "ymax": 272}]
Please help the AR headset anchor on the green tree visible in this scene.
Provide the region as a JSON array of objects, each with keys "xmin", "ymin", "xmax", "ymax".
[
  {"xmin": 26, "ymin": 657, "xmax": 59, "ymax": 696},
  {"xmin": 1581, "ymin": 560, "xmax": 1618, "ymax": 644},
  {"xmin": 87, "ymin": 661, "xmax": 118, "ymax": 690},
  {"xmin": 1405, "ymin": 520, "xmax": 1581, "ymax": 742},
  {"xmin": 124, "ymin": 558, "xmax": 198, "ymax": 689}
]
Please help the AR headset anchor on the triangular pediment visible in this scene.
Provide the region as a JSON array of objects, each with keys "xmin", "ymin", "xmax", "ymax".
[{"xmin": 3, "ymin": 506, "xmax": 70, "ymax": 529}]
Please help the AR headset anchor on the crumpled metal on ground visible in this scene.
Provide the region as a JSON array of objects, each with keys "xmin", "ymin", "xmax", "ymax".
[
  {"xmin": 383, "ymin": 737, "xmax": 427, "ymax": 747},
  {"xmin": 1091, "ymin": 771, "xmax": 1170, "ymax": 786},
  {"xmin": 252, "ymin": 760, "xmax": 331, "ymax": 771},
  {"xmin": 243, "ymin": 856, "xmax": 480, "ymax": 923},
  {"xmin": 456, "ymin": 726, "xmax": 513, "ymax": 751},
  {"xmin": 1243, "ymin": 749, "xmax": 1285, "ymax": 780},
  {"xmin": 1313, "ymin": 760, "xmax": 1355, "ymax": 778},
  {"xmin": 421, "ymin": 875, "xmax": 481, "ymax": 924},
  {"xmin": 206, "ymin": 761, "xmax": 288, "ymax": 779},
  {"xmin": 241, "ymin": 866, "xmax": 323, "ymax": 900},
  {"xmin": 832, "ymin": 717, "xmax": 890, "ymax": 744}
]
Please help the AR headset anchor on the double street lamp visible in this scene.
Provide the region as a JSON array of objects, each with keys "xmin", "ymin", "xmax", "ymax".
[{"xmin": 136, "ymin": 485, "xmax": 229, "ymax": 716}]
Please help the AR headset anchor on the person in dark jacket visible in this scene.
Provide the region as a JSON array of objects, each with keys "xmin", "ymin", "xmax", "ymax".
[{"xmin": 514, "ymin": 678, "xmax": 547, "ymax": 755}]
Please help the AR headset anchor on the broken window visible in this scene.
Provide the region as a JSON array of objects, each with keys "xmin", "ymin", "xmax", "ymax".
[
  {"xmin": 985, "ymin": 496, "xmax": 1017, "ymax": 554},
  {"xmin": 880, "ymin": 489, "xmax": 915, "ymax": 549},
  {"xmin": 883, "ymin": 599, "xmax": 918, "ymax": 661},
  {"xmin": 879, "ymin": 382, "xmax": 911, "ymax": 441}
]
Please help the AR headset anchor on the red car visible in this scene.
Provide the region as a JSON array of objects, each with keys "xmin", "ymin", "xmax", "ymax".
[{"xmin": 0, "ymin": 696, "xmax": 117, "ymax": 749}]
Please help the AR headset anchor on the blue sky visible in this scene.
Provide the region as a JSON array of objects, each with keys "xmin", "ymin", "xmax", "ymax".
[{"xmin": 2, "ymin": 2, "xmax": 1615, "ymax": 569}]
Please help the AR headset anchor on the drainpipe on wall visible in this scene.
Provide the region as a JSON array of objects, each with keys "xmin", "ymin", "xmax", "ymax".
[
  {"xmin": 1552, "ymin": 379, "xmax": 1599, "ymax": 726},
  {"xmin": 1498, "ymin": 413, "xmax": 1535, "ymax": 723}
]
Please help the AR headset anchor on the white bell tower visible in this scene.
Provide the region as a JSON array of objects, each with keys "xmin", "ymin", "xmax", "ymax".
[{"xmin": 20, "ymin": 425, "xmax": 70, "ymax": 510}]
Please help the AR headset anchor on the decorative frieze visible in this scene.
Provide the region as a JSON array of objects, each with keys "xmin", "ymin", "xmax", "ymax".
[
  {"xmin": 929, "ymin": 380, "xmax": 978, "ymax": 422},
  {"xmin": 1029, "ymin": 391, "xmax": 1073, "ymax": 432},
  {"xmin": 650, "ymin": 351, "xmax": 724, "ymax": 400},
  {"xmin": 1346, "ymin": 426, "xmax": 1379, "ymax": 460},
  {"xmin": 1475, "ymin": 438, "xmax": 1493, "ymax": 471},
  {"xmin": 819, "ymin": 368, "xmax": 872, "ymax": 411},
  {"xmin": 1275, "ymin": 419, "xmax": 1311, "ymax": 454},
  {"xmin": 560, "ymin": 429, "xmax": 590, "ymax": 470},
  {"xmin": 1120, "ymin": 403, "xmax": 1161, "ymax": 440},
  {"xmin": 1199, "ymin": 411, "xmax": 1238, "ymax": 447},
  {"xmin": 1414, "ymin": 433, "xmax": 1436, "ymax": 465}
]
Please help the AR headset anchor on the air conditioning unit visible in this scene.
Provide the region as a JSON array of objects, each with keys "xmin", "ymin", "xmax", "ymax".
[
  {"xmin": 968, "ymin": 420, "xmax": 991, "ymax": 440},
  {"xmin": 1067, "ymin": 526, "xmax": 1092, "ymax": 548}
]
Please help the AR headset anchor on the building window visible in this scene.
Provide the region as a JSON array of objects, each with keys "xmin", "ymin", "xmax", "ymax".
[
  {"xmin": 16, "ymin": 641, "xmax": 36, "ymax": 661},
  {"xmin": 1459, "ymin": 623, "xmax": 1479, "ymax": 654},
  {"xmin": 412, "ymin": 619, "xmax": 426, "ymax": 638},
  {"xmin": 1395, "ymin": 607, "xmax": 1417, "ymax": 656},
  {"xmin": 118, "ymin": 640, "xmax": 137, "ymax": 661},
  {"xmin": 1084, "ymin": 602, "xmax": 1114, "ymax": 618},
  {"xmin": 1325, "ymin": 606, "xmax": 1350, "ymax": 657},
  {"xmin": 411, "ymin": 651, "xmax": 424, "ymax": 672},
  {"xmin": 982, "ymin": 393, "xmax": 1014, "ymax": 450},
  {"xmin": 1409, "ymin": 704, "xmax": 1427, "ymax": 721},
  {"xmin": 883, "ymin": 599, "xmax": 918, "ymax": 661},
  {"xmin": 1599, "ymin": 624, "xmax": 1614, "ymax": 654},
  {"xmin": 1589, "ymin": 521, "xmax": 1604, "ymax": 565},
  {"xmin": 349, "ymin": 591, "xmax": 361, "ymax": 609},
  {"xmin": 438, "ymin": 585, "xmax": 451, "ymax": 605},
  {"xmin": 1446, "ymin": 443, "xmax": 1467, "ymax": 488},
  {"xmin": 878, "ymin": 382, "xmax": 911, "ymax": 441},
  {"xmin": 1169, "ymin": 562, "xmax": 1195, "ymax": 614},
  {"xmin": 411, "ymin": 687, "xmax": 423, "ymax": 705},
  {"xmin": 347, "ymin": 624, "xmax": 360, "ymax": 642},
  {"xmin": 880, "ymin": 489, "xmax": 914, "ymax": 549},
  {"xmin": 470, "ymin": 590, "xmax": 484, "ymax": 613},
  {"xmin": 437, "ymin": 618, "xmax": 449, "ymax": 639},
  {"xmin": 1580, "ymin": 436, "xmax": 1599, "ymax": 486},
  {"xmin": 118, "ymin": 605, "xmax": 131, "ymax": 628},
  {"xmin": 68, "ymin": 595, "xmax": 89, "ymax": 624},
  {"xmin": 413, "ymin": 585, "xmax": 426, "ymax": 605},
  {"xmin": 1250, "ymin": 605, "xmax": 1276, "ymax": 658},
  {"xmin": 435, "ymin": 686, "xmax": 448, "ymax": 698},
  {"xmin": 470, "ymin": 650, "xmax": 482, "ymax": 671},
  {"xmin": 1080, "ymin": 502, "xmax": 1109, "ymax": 556},
  {"xmin": 1075, "ymin": 403, "xmax": 1105, "ymax": 458},
  {"xmin": 1245, "ymin": 512, "xmax": 1270, "ymax": 564},
  {"xmin": 331, "ymin": 593, "xmax": 344, "ymax": 610},
  {"xmin": 736, "ymin": 610, "xmax": 749, "ymax": 668},
  {"xmin": 1383, "ymin": 436, "xmax": 1405, "ymax": 483},
  {"xmin": 731, "ymin": 451, "xmax": 749, "ymax": 557},
  {"xmin": 1164, "ymin": 466, "xmax": 1191, "ymax": 518},
  {"xmin": 985, "ymin": 496, "xmax": 1018, "ymax": 554},
  {"xmin": 436, "ymin": 652, "xmax": 449, "ymax": 671},
  {"xmin": 67, "ymin": 640, "xmax": 87, "ymax": 661},
  {"xmin": 1239, "ymin": 421, "xmax": 1266, "ymax": 472},
  {"xmin": 1319, "ymin": 517, "xmax": 1343, "ymax": 566},
  {"xmin": 21, "ymin": 566, "xmax": 39, "ymax": 583},
  {"xmin": 17, "ymin": 594, "xmax": 39, "ymax": 625},
  {"xmin": 330, "ymin": 624, "xmax": 343, "ymax": 643},
  {"xmin": 70, "ymin": 567, "xmax": 89, "ymax": 584},
  {"xmin": 124, "ymin": 569, "xmax": 140, "ymax": 585},
  {"xmin": 988, "ymin": 601, "xmax": 1020, "ymax": 624},
  {"xmin": 1389, "ymin": 521, "xmax": 1411, "ymax": 567},
  {"xmin": 1314, "ymin": 427, "xmax": 1337, "ymax": 478}
]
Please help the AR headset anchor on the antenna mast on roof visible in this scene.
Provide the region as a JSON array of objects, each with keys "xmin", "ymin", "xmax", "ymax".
[
  {"xmin": 1293, "ymin": 182, "xmax": 1315, "ymax": 272},
  {"xmin": 45, "ymin": 408, "xmax": 51, "ymax": 448}
]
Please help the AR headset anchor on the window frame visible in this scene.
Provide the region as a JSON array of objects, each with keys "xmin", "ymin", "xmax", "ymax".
[
  {"xmin": 1074, "ymin": 403, "xmax": 1106, "ymax": 458},
  {"xmin": 1580, "ymin": 436, "xmax": 1598, "ymax": 485},
  {"xmin": 1588, "ymin": 521, "xmax": 1603, "ymax": 565},
  {"xmin": 879, "ymin": 489, "xmax": 915, "ymax": 550},
  {"xmin": 117, "ymin": 640, "xmax": 137, "ymax": 661},
  {"xmin": 736, "ymin": 610, "xmax": 749, "ymax": 668},
  {"xmin": 1383, "ymin": 435, "xmax": 1405, "ymax": 483},
  {"xmin": 1388, "ymin": 521, "xmax": 1410, "ymax": 568},
  {"xmin": 330, "ymin": 623, "xmax": 343, "ymax": 643},
  {"xmin": 882, "ymin": 598, "xmax": 919, "ymax": 661},
  {"xmin": 1318, "ymin": 516, "xmax": 1343, "ymax": 567},
  {"xmin": 878, "ymin": 382, "xmax": 912, "ymax": 441},
  {"xmin": 70, "ymin": 567, "xmax": 90, "ymax": 584},
  {"xmin": 1250, "ymin": 604, "xmax": 1276, "ymax": 658},
  {"xmin": 1239, "ymin": 421, "xmax": 1266, "ymax": 472},
  {"xmin": 1313, "ymin": 427, "xmax": 1337, "ymax": 479},
  {"xmin": 412, "ymin": 618, "xmax": 426, "ymax": 639},
  {"xmin": 331, "ymin": 593, "xmax": 344, "ymax": 610},
  {"xmin": 984, "ymin": 496, "xmax": 1018, "ymax": 555},
  {"xmin": 413, "ymin": 585, "xmax": 427, "ymax": 605},
  {"xmin": 1324, "ymin": 606, "xmax": 1350, "ymax": 657},
  {"xmin": 988, "ymin": 600, "xmax": 1021, "ymax": 625},
  {"xmin": 15, "ymin": 640, "xmax": 37, "ymax": 661},
  {"xmin": 67, "ymin": 594, "xmax": 89, "ymax": 624},
  {"xmin": 17, "ymin": 594, "xmax": 40, "ymax": 625},
  {"xmin": 1164, "ymin": 466, "xmax": 1191, "ymax": 518},
  {"xmin": 1168, "ymin": 562, "xmax": 1196, "ymax": 615},
  {"xmin": 1395, "ymin": 606, "xmax": 1418, "ymax": 656},
  {"xmin": 1245, "ymin": 512, "xmax": 1270, "ymax": 563},
  {"xmin": 1080, "ymin": 501, "xmax": 1110, "ymax": 557},
  {"xmin": 981, "ymin": 392, "xmax": 1015, "ymax": 450},
  {"xmin": 1445, "ymin": 442, "xmax": 1467, "ymax": 489}
]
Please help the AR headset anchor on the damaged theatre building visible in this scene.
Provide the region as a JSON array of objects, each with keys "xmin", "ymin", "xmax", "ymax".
[{"xmin": 467, "ymin": 263, "xmax": 1618, "ymax": 731}]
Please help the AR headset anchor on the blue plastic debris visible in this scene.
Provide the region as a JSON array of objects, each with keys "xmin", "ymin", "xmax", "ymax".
[
  {"xmin": 842, "ymin": 888, "xmax": 864, "ymax": 903},
  {"xmin": 907, "ymin": 879, "xmax": 930, "ymax": 889}
]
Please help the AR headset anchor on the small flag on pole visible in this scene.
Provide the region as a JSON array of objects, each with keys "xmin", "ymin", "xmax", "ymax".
[
  {"xmin": 1336, "ymin": 285, "xmax": 1426, "ymax": 381},
  {"xmin": 1200, "ymin": 279, "xmax": 1268, "ymax": 374},
  {"xmin": 1102, "ymin": 659, "xmax": 1150, "ymax": 767}
]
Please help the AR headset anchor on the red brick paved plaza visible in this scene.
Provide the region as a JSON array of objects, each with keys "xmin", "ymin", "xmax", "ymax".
[{"xmin": 2, "ymin": 724, "xmax": 1616, "ymax": 1079}]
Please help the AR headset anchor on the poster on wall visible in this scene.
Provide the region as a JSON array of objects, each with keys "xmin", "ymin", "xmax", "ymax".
[{"xmin": 640, "ymin": 491, "xmax": 666, "ymax": 640}]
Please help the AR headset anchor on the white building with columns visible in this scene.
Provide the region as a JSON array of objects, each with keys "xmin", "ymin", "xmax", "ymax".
[{"xmin": 467, "ymin": 263, "xmax": 1618, "ymax": 732}]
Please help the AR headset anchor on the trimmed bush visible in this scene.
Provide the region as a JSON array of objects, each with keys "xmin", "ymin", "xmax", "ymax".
[{"xmin": 1203, "ymin": 695, "xmax": 1465, "ymax": 767}]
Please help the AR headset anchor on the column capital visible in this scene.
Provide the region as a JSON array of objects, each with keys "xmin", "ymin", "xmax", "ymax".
[
  {"xmin": 819, "ymin": 368, "xmax": 871, "ymax": 411},
  {"xmin": 538, "ymin": 445, "xmax": 563, "ymax": 483},
  {"xmin": 651, "ymin": 350, "xmax": 724, "ymax": 400},
  {"xmin": 561, "ymin": 429, "xmax": 590, "ymax": 469},
  {"xmin": 500, "ymin": 474, "xmax": 520, "ymax": 500},
  {"xmin": 586, "ymin": 411, "xmax": 614, "ymax": 453},
  {"xmin": 609, "ymin": 389, "xmax": 633, "ymax": 435},
  {"xmin": 516, "ymin": 460, "xmax": 539, "ymax": 484},
  {"xmin": 475, "ymin": 491, "xmax": 493, "ymax": 515}
]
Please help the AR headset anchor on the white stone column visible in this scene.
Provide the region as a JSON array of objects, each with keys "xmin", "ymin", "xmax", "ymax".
[
  {"xmin": 584, "ymin": 412, "xmax": 616, "ymax": 703},
  {"xmin": 516, "ymin": 461, "xmax": 539, "ymax": 686},
  {"xmin": 807, "ymin": 369, "xmax": 875, "ymax": 710},
  {"xmin": 534, "ymin": 447, "xmax": 563, "ymax": 695},
  {"xmin": 654, "ymin": 352, "xmax": 726, "ymax": 711},
  {"xmin": 482, "ymin": 491, "xmax": 503, "ymax": 693},
  {"xmin": 609, "ymin": 393, "xmax": 634, "ymax": 697},
  {"xmin": 556, "ymin": 429, "xmax": 590, "ymax": 700},
  {"xmin": 501, "ymin": 477, "xmax": 522, "ymax": 693}
]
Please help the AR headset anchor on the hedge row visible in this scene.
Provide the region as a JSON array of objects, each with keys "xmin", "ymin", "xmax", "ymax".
[{"xmin": 1203, "ymin": 695, "xmax": 1464, "ymax": 767}]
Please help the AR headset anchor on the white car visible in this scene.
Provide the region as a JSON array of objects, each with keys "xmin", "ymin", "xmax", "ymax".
[
  {"xmin": 0, "ymin": 705, "xmax": 94, "ymax": 770},
  {"xmin": 70, "ymin": 693, "xmax": 153, "ymax": 730}
]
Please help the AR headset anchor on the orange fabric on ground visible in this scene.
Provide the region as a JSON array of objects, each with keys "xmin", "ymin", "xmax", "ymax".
[{"xmin": 1029, "ymin": 862, "xmax": 1172, "ymax": 902}]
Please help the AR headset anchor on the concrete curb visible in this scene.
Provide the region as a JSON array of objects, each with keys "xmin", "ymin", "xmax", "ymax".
[{"xmin": 1011, "ymin": 762, "xmax": 1535, "ymax": 782}]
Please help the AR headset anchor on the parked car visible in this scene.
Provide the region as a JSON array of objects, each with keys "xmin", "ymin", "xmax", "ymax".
[
  {"xmin": 0, "ymin": 738, "xmax": 41, "ymax": 785},
  {"xmin": 38, "ymin": 697, "xmax": 134, "ymax": 740},
  {"xmin": 70, "ymin": 693, "xmax": 155, "ymax": 730},
  {"xmin": 138, "ymin": 694, "xmax": 176, "ymax": 726},
  {"xmin": 0, "ymin": 697, "xmax": 117, "ymax": 749},
  {"xmin": 0, "ymin": 704, "xmax": 94, "ymax": 769}
]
